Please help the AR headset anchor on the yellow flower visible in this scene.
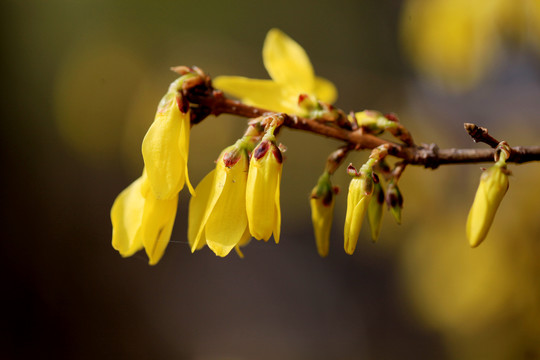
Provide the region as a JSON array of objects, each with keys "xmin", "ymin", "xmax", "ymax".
[
  {"xmin": 111, "ymin": 170, "xmax": 178, "ymax": 265},
  {"xmin": 188, "ymin": 142, "xmax": 251, "ymax": 257},
  {"xmin": 310, "ymin": 172, "xmax": 337, "ymax": 257},
  {"xmin": 142, "ymin": 77, "xmax": 194, "ymax": 200},
  {"xmin": 466, "ymin": 163, "xmax": 509, "ymax": 248},
  {"xmin": 213, "ymin": 28, "xmax": 337, "ymax": 115},
  {"xmin": 246, "ymin": 135, "xmax": 283, "ymax": 243},
  {"xmin": 344, "ymin": 171, "xmax": 373, "ymax": 255}
]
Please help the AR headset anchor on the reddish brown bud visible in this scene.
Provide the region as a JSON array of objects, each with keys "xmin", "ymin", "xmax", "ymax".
[
  {"xmin": 384, "ymin": 113, "xmax": 399, "ymax": 122},
  {"xmin": 176, "ymin": 95, "xmax": 190, "ymax": 114},
  {"xmin": 272, "ymin": 145, "xmax": 283, "ymax": 164},
  {"xmin": 223, "ymin": 149, "xmax": 241, "ymax": 168},
  {"xmin": 253, "ymin": 141, "xmax": 270, "ymax": 160},
  {"xmin": 298, "ymin": 94, "xmax": 309, "ymax": 105},
  {"xmin": 347, "ymin": 164, "xmax": 359, "ymax": 177}
]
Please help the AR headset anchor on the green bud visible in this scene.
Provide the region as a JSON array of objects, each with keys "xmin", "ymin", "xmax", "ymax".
[
  {"xmin": 386, "ymin": 179, "xmax": 403, "ymax": 224},
  {"xmin": 310, "ymin": 172, "xmax": 338, "ymax": 257},
  {"xmin": 368, "ymin": 180, "xmax": 385, "ymax": 242}
]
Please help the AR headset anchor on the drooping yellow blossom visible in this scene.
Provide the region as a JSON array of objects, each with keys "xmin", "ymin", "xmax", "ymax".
[
  {"xmin": 111, "ymin": 170, "xmax": 178, "ymax": 265},
  {"xmin": 246, "ymin": 133, "xmax": 283, "ymax": 243},
  {"xmin": 466, "ymin": 162, "xmax": 509, "ymax": 248},
  {"xmin": 142, "ymin": 76, "xmax": 194, "ymax": 200},
  {"xmin": 310, "ymin": 172, "xmax": 337, "ymax": 257},
  {"xmin": 188, "ymin": 141, "xmax": 251, "ymax": 257},
  {"xmin": 368, "ymin": 180, "xmax": 385, "ymax": 242},
  {"xmin": 344, "ymin": 168, "xmax": 373, "ymax": 255},
  {"xmin": 400, "ymin": 0, "xmax": 540, "ymax": 92},
  {"xmin": 213, "ymin": 28, "xmax": 337, "ymax": 115}
]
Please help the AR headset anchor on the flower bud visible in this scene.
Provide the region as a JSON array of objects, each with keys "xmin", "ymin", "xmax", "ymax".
[
  {"xmin": 368, "ymin": 180, "xmax": 385, "ymax": 242},
  {"xmin": 386, "ymin": 179, "xmax": 403, "ymax": 224},
  {"xmin": 353, "ymin": 110, "xmax": 384, "ymax": 134},
  {"xmin": 466, "ymin": 163, "xmax": 509, "ymax": 247},
  {"xmin": 344, "ymin": 174, "xmax": 373, "ymax": 255},
  {"xmin": 310, "ymin": 173, "xmax": 338, "ymax": 257}
]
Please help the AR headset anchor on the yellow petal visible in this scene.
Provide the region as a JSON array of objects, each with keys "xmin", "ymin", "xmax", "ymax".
[
  {"xmin": 213, "ymin": 76, "xmax": 296, "ymax": 113},
  {"xmin": 178, "ymin": 107, "xmax": 195, "ymax": 196},
  {"xmin": 313, "ymin": 76, "xmax": 338, "ymax": 104},
  {"xmin": 142, "ymin": 93, "xmax": 190, "ymax": 199},
  {"xmin": 246, "ymin": 145, "xmax": 282, "ymax": 241},
  {"xmin": 263, "ymin": 28, "xmax": 314, "ymax": 93},
  {"xmin": 141, "ymin": 191, "xmax": 179, "ymax": 265},
  {"xmin": 187, "ymin": 169, "xmax": 217, "ymax": 252},
  {"xmin": 273, "ymin": 170, "xmax": 282, "ymax": 244},
  {"xmin": 205, "ymin": 156, "xmax": 249, "ymax": 257},
  {"xmin": 111, "ymin": 176, "xmax": 145, "ymax": 257}
]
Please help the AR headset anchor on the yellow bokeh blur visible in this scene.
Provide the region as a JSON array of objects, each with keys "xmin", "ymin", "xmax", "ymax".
[{"xmin": 401, "ymin": 0, "xmax": 540, "ymax": 92}]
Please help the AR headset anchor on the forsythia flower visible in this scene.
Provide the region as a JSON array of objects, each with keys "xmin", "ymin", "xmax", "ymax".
[
  {"xmin": 188, "ymin": 141, "xmax": 251, "ymax": 257},
  {"xmin": 111, "ymin": 75, "xmax": 196, "ymax": 265},
  {"xmin": 344, "ymin": 168, "xmax": 373, "ymax": 255},
  {"xmin": 111, "ymin": 170, "xmax": 178, "ymax": 265},
  {"xmin": 466, "ymin": 162, "xmax": 509, "ymax": 247},
  {"xmin": 213, "ymin": 28, "xmax": 337, "ymax": 116},
  {"xmin": 246, "ymin": 133, "xmax": 283, "ymax": 243},
  {"xmin": 142, "ymin": 77, "xmax": 194, "ymax": 199}
]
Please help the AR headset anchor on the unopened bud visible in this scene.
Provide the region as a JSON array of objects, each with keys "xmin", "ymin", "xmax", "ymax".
[
  {"xmin": 310, "ymin": 172, "xmax": 338, "ymax": 257},
  {"xmin": 386, "ymin": 180, "xmax": 403, "ymax": 224},
  {"xmin": 368, "ymin": 181, "xmax": 385, "ymax": 242},
  {"xmin": 347, "ymin": 164, "xmax": 360, "ymax": 177},
  {"xmin": 466, "ymin": 163, "xmax": 509, "ymax": 247}
]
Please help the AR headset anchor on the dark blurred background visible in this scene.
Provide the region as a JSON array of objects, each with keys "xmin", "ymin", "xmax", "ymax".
[{"xmin": 2, "ymin": 0, "xmax": 540, "ymax": 359}]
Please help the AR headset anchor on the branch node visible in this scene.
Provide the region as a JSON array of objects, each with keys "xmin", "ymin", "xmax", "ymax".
[{"xmin": 417, "ymin": 143, "xmax": 440, "ymax": 169}]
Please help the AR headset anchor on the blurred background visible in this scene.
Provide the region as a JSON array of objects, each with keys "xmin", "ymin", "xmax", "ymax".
[{"xmin": 2, "ymin": 0, "xmax": 540, "ymax": 359}]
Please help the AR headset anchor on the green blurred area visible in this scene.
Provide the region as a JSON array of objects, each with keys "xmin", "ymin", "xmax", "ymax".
[{"xmin": 2, "ymin": 0, "xmax": 540, "ymax": 359}]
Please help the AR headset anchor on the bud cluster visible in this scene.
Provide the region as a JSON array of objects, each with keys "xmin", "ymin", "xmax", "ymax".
[{"xmin": 188, "ymin": 116, "xmax": 285, "ymax": 257}]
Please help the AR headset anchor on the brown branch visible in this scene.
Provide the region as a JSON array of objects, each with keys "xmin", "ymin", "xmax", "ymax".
[{"xmin": 182, "ymin": 74, "xmax": 540, "ymax": 168}]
